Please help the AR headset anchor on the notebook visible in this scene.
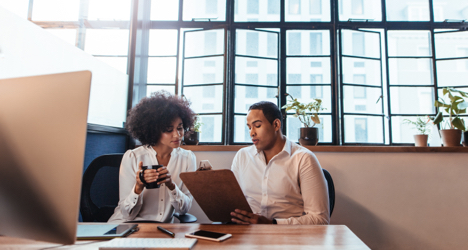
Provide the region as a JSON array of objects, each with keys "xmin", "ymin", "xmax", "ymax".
[
  {"xmin": 99, "ymin": 238, "xmax": 198, "ymax": 250},
  {"xmin": 77, "ymin": 224, "xmax": 138, "ymax": 240}
]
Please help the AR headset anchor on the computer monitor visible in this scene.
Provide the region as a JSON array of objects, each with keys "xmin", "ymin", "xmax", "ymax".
[{"xmin": 0, "ymin": 71, "xmax": 91, "ymax": 244}]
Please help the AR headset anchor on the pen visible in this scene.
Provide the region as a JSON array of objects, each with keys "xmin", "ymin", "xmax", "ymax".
[{"xmin": 157, "ymin": 226, "xmax": 175, "ymax": 237}]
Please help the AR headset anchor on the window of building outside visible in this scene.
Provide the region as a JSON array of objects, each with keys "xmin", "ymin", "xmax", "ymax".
[{"xmin": 13, "ymin": 0, "xmax": 468, "ymax": 145}]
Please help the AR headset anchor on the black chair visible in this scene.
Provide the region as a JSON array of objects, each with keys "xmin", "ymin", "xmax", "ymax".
[
  {"xmin": 322, "ymin": 169, "xmax": 335, "ymax": 217},
  {"xmin": 80, "ymin": 153, "xmax": 197, "ymax": 223}
]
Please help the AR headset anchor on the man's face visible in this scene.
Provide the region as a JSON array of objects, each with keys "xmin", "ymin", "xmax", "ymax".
[{"xmin": 246, "ymin": 109, "xmax": 280, "ymax": 151}]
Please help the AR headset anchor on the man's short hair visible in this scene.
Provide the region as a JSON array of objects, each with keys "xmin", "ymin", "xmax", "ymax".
[{"xmin": 248, "ymin": 101, "xmax": 283, "ymax": 129}]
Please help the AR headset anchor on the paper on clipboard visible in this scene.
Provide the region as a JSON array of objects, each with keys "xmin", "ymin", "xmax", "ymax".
[{"xmin": 180, "ymin": 169, "xmax": 252, "ymax": 222}]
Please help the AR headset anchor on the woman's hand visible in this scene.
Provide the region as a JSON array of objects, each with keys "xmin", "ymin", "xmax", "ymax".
[
  {"xmin": 156, "ymin": 167, "xmax": 176, "ymax": 190},
  {"xmin": 134, "ymin": 161, "xmax": 145, "ymax": 194}
]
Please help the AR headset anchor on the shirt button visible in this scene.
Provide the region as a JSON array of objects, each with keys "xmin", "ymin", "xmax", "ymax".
[
  {"xmin": 161, "ymin": 199, "xmax": 163, "ymax": 201},
  {"xmin": 160, "ymin": 213, "xmax": 162, "ymax": 215}
]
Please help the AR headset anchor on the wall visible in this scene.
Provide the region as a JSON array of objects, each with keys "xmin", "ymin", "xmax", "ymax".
[{"xmin": 187, "ymin": 151, "xmax": 468, "ymax": 250}]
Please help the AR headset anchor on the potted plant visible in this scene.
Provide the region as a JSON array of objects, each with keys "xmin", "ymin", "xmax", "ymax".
[
  {"xmin": 184, "ymin": 117, "xmax": 202, "ymax": 145},
  {"xmin": 403, "ymin": 116, "xmax": 431, "ymax": 147},
  {"xmin": 431, "ymin": 88, "xmax": 468, "ymax": 147},
  {"xmin": 282, "ymin": 94, "xmax": 325, "ymax": 146}
]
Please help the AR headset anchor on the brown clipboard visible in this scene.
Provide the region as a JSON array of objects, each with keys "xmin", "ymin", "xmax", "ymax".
[{"xmin": 180, "ymin": 169, "xmax": 252, "ymax": 222}]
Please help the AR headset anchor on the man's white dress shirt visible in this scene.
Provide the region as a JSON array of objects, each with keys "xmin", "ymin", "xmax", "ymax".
[
  {"xmin": 231, "ymin": 138, "xmax": 330, "ymax": 225},
  {"xmin": 108, "ymin": 146, "xmax": 195, "ymax": 223}
]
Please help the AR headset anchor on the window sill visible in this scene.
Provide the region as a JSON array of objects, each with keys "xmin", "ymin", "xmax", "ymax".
[{"xmin": 181, "ymin": 145, "xmax": 468, "ymax": 153}]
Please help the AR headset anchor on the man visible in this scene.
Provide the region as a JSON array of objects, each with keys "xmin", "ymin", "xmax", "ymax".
[{"xmin": 230, "ymin": 101, "xmax": 330, "ymax": 225}]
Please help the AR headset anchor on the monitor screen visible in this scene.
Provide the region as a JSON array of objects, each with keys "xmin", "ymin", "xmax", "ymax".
[{"xmin": 0, "ymin": 71, "xmax": 91, "ymax": 244}]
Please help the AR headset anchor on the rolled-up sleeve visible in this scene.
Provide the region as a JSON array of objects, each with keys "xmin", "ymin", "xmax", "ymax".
[
  {"xmin": 276, "ymin": 153, "xmax": 330, "ymax": 225},
  {"xmin": 169, "ymin": 151, "xmax": 196, "ymax": 214},
  {"xmin": 117, "ymin": 150, "xmax": 144, "ymax": 220}
]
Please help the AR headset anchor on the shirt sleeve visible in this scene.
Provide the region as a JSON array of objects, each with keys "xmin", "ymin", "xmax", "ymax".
[
  {"xmin": 168, "ymin": 151, "xmax": 196, "ymax": 214},
  {"xmin": 117, "ymin": 150, "xmax": 144, "ymax": 221},
  {"xmin": 276, "ymin": 152, "xmax": 330, "ymax": 225}
]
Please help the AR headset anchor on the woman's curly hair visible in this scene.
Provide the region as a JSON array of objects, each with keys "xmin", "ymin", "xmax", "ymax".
[{"xmin": 126, "ymin": 91, "xmax": 196, "ymax": 146}]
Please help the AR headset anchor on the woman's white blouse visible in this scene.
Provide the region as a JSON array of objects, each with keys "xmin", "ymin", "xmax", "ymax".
[{"xmin": 108, "ymin": 146, "xmax": 196, "ymax": 223}]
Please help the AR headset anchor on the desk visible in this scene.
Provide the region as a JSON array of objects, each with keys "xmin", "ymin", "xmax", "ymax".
[{"xmin": 0, "ymin": 224, "xmax": 370, "ymax": 249}]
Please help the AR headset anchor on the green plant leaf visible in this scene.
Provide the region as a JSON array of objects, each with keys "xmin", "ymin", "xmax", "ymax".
[
  {"xmin": 452, "ymin": 117, "xmax": 466, "ymax": 131},
  {"xmin": 311, "ymin": 114, "xmax": 320, "ymax": 125},
  {"xmin": 433, "ymin": 112, "xmax": 443, "ymax": 124}
]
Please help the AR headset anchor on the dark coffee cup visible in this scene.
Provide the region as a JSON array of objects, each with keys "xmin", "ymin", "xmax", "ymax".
[{"xmin": 139, "ymin": 165, "xmax": 163, "ymax": 189}]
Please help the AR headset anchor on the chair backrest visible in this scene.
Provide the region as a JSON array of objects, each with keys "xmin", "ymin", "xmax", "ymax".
[
  {"xmin": 322, "ymin": 169, "xmax": 335, "ymax": 217},
  {"xmin": 80, "ymin": 153, "xmax": 124, "ymax": 222}
]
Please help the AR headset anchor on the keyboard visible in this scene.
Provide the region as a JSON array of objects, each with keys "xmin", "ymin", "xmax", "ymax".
[{"xmin": 99, "ymin": 238, "xmax": 198, "ymax": 250}]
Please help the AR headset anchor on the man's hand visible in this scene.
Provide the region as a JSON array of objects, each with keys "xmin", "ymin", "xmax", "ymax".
[{"xmin": 230, "ymin": 209, "xmax": 273, "ymax": 224}]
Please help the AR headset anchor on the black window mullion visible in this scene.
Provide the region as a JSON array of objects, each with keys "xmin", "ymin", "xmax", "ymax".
[{"xmin": 280, "ymin": 28, "xmax": 287, "ymax": 136}]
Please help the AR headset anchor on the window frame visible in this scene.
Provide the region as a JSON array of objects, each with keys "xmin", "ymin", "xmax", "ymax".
[{"xmin": 26, "ymin": 0, "xmax": 468, "ymax": 145}]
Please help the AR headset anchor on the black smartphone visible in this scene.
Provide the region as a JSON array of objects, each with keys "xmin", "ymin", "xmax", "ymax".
[{"xmin": 185, "ymin": 229, "xmax": 232, "ymax": 242}]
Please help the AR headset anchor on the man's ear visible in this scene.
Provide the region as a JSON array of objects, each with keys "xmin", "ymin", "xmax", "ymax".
[{"xmin": 273, "ymin": 119, "xmax": 281, "ymax": 132}]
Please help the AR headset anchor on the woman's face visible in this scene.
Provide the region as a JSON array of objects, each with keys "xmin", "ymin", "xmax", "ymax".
[{"xmin": 159, "ymin": 117, "xmax": 184, "ymax": 149}]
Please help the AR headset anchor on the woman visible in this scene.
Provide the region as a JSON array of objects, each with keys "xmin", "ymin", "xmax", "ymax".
[{"xmin": 108, "ymin": 91, "xmax": 197, "ymax": 223}]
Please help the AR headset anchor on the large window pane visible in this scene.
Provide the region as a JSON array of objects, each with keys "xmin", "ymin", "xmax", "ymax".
[
  {"xmin": 234, "ymin": 115, "xmax": 250, "ymax": 143},
  {"xmin": 88, "ymin": 0, "xmax": 131, "ymax": 21},
  {"xmin": 237, "ymin": 30, "xmax": 278, "ymax": 58},
  {"xmin": 342, "ymin": 30, "xmax": 380, "ymax": 58},
  {"xmin": 433, "ymin": 0, "xmax": 468, "ymax": 22},
  {"xmin": 388, "ymin": 31, "xmax": 432, "ymax": 57},
  {"xmin": 390, "ymin": 87, "xmax": 435, "ymax": 114},
  {"xmin": 339, "ymin": 0, "xmax": 382, "ymax": 21},
  {"xmin": 235, "ymin": 0, "xmax": 280, "ymax": 22},
  {"xmin": 32, "ymin": 0, "xmax": 80, "ymax": 21},
  {"xmin": 198, "ymin": 115, "xmax": 223, "ymax": 142},
  {"xmin": 436, "ymin": 59, "xmax": 468, "ymax": 87},
  {"xmin": 235, "ymin": 57, "xmax": 278, "ymax": 85},
  {"xmin": 183, "ymin": 0, "xmax": 226, "ymax": 21},
  {"xmin": 435, "ymin": 31, "xmax": 468, "ymax": 59},
  {"xmin": 183, "ymin": 85, "xmax": 223, "ymax": 113},
  {"xmin": 84, "ymin": 29, "xmax": 129, "ymax": 55},
  {"xmin": 286, "ymin": 30, "xmax": 330, "ymax": 56},
  {"xmin": 151, "ymin": 0, "xmax": 179, "ymax": 21},
  {"xmin": 343, "ymin": 86, "xmax": 382, "ymax": 114},
  {"xmin": 286, "ymin": 115, "xmax": 332, "ymax": 143},
  {"xmin": 185, "ymin": 29, "xmax": 224, "ymax": 57},
  {"xmin": 386, "ymin": 0, "xmax": 430, "ymax": 21},
  {"xmin": 344, "ymin": 115, "xmax": 384, "ymax": 143},
  {"xmin": 389, "ymin": 58, "xmax": 433, "ymax": 85},
  {"xmin": 184, "ymin": 56, "xmax": 224, "ymax": 85},
  {"xmin": 285, "ymin": 0, "xmax": 330, "ymax": 22},
  {"xmin": 342, "ymin": 58, "xmax": 381, "ymax": 86},
  {"xmin": 149, "ymin": 30, "xmax": 178, "ymax": 56},
  {"xmin": 286, "ymin": 58, "xmax": 331, "ymax": 83},
  {"xmin": 234, "ymin": 86, "xmax": 277, "ymax": 113},
  {"xmin": 147, "ymin": 85, "xmax": 176, "ymax": 96},
  {"xmin": 286, "ymin": 86, "xmax": 331, "ymax": 111},
  {"xmin": 147, "ymin": 57, "xmax": 177, "ymax": 83}
]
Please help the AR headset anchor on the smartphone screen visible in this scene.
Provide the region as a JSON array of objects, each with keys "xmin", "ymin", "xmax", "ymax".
[{"xmin": 190, "ymin": 230, "xmax": 227, "ymax": 239}]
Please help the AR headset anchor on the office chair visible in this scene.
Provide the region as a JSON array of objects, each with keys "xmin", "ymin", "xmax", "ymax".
[
  {"xmin": 80, "ymin": 153, "xmax": 197, "ymax": 223},
  {"xmin": 322, "ymin": 169, "xmax": 335, "ymax": 217}
]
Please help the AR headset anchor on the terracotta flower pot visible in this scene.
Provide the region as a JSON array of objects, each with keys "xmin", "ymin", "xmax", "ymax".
[
  {"xmin": 184, "ymin": 131, "xmax": 199, "ymax": 145},
  {"xmin": 298, "ymin": 127, "xmax": 318, "ymax": 146},
  {"xmin": 440, "ymin": 129, "xmax": 462, "ymax": 147},
  {"xmin": 413, "ymin": 134, "xmax": 428, "ymax": 147}
]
